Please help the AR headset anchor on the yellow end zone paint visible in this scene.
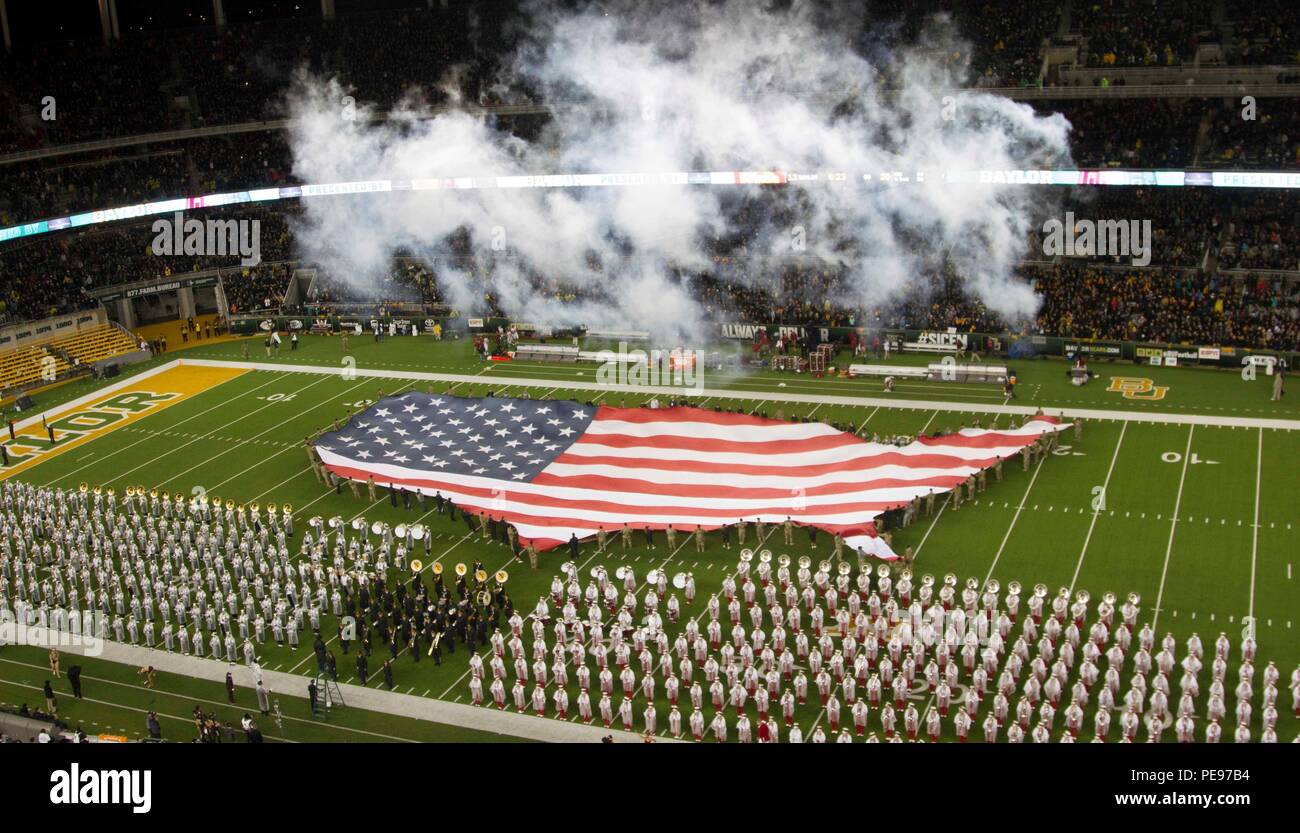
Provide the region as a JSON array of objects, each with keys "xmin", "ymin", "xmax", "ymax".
[{"xmin": 0, "ymin": 364, "xmax": 247, "ymax": 479}]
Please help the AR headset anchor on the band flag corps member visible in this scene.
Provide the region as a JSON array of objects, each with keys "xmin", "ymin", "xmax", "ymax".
[{"xmin": 313, "ymin": 394, "xmax": 1068, "ymax": 557}]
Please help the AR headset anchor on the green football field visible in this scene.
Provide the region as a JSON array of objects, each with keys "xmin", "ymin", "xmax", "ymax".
[{"xmin": 1, "ymin": 332, "xmax": 1296, "ymax": 743}]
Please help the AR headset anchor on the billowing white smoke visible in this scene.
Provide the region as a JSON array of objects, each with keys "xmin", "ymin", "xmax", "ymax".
[{"xmin": 285, "ymin": 0, "xmax": 1071, "ymax": 340}]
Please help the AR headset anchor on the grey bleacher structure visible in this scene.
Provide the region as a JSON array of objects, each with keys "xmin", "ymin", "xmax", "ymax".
[{"xmin": 849, "ymin": 362, "xmax": 1009, "ymax": 385}]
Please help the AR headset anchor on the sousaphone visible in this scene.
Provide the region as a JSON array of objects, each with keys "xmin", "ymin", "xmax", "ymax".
[
  {"xmin": 409, "ymin": 559, "xmax": 424, "ymax": 574},
  {"xmin": 454, "ymin": 563, "xmax": 468, "ymax": 577},
  {"xmin": 351, "ymin": 518, "xmax": 367, "ymax": 532},
  {"xmin": 740, "ymin": 548, "xmax": 754, "ymax": 562},
  {"xmin": 671, "ymin": 573, "xmax": 688, "ymax": 589},
  {"xmin": 777, "ymin": 554, "xmax": 791, "ymax": 568},
  {"xmin": 1007, "ymin": 581, "xmax": 1022, "ymax": 597},
  {"xmin": 797, "ymin": 556, "xmax": 811, "ymax": 570},
  {"xmin": 411, "ymin": 525, "xmax": 427, "ymax": 541},
  {"xmin": 494, "ymin": 570, "xmax": 509, "ymax": 585}
]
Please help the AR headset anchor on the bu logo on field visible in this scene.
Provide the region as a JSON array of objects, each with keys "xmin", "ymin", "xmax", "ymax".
[{"xmin": 1106, "ymin": 376, "xmax": 1168, "ymax": 401}]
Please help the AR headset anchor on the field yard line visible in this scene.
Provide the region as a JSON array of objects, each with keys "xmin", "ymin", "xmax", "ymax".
[
  {"xmin": 38, "ymin": 371, "xmax": 289, "ymax": 488},
  {"xmin": 854, "ymin": 406, "xmax": 880, "ymax": 434},
  {"xmin": 93, "ymin": 372, "xmax": 315, "ymax": 487},
  {"xmin": 200, "ymin": 378, "xmax": 370, "ymax": 493},
  {"xmin": 1248, "ymin": 427, "xmax": 1262, "ymax": 628},
  {"xmin": 1152, "ymin": 425, "xmax": 1195, "ymax": 633},
  {"xmin": 983, "ymin": 454, "xmax": 1047, "ymax": 583},
  {"xmin": 911, "ymin": 503, "xmax": 946, "ymax": 562},
  {"xmin": 1068, "ymin": 422, "xmax": 1128, "ymax": 593},
  {"xmin": 178, "ymin": 359, "xmax": 1300, "ymax": 431},
  {"xmin": 149, "ymin": 374, "xmax": 337, "ymax": 489},
  {"xmin": 917, "ymin": 410, "xmax": 939, "ymax": 434}
]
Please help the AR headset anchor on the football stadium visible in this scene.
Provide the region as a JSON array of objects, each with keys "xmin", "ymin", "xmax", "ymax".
[{"xmin": 0, "ymin": 0, "xmax": 1296, "ymax": 765}]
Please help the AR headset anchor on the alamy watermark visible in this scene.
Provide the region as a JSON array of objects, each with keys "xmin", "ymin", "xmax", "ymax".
[
  {"xmin": 151, "ymin": 211, "xmax": 261, "ymax": 266},
  {"xmin": 0, "ymin": 607, "xmax": 105, "ymax": 655},
  {"xmin": 1042, "ymin": 212, "xmax": 1152, "ymax": 267},
  {"xmin": 595, "ymin": 342, "xmax": 705, "ymax": 393}
]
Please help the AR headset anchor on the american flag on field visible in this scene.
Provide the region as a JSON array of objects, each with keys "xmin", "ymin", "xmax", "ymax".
[{"xmin": 313, "ymin": 394, "xmax": 1069, "ymax": 559}]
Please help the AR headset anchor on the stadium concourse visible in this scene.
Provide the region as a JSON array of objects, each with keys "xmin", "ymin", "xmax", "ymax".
[{"xmin": 0, "ymin": 342, "xmax": 1297, "ymax": 744}]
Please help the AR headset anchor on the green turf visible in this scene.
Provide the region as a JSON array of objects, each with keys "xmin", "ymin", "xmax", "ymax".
[{"xmin": 2, "ymin": 333, "xmax": 1296, "ymax": 742}]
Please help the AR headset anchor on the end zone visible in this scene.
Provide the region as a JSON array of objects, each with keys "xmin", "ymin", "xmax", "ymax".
[{"xmin": 0, "ymin": 362, "xmax": 247, "ymax": 479}]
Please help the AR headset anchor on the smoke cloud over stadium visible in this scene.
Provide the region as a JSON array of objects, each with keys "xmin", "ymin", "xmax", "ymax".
[{"xmin": 284, "ymin": 0, "xmax": 1072, "ymax": 341}]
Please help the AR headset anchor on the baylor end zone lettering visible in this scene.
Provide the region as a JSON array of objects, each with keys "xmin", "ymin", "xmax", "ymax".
[
  {"xmin": 5, "ymin": 390, "xmax": 177, "ymax": 463},
  {"xmin": 1106, "ymin": 377, "xmax": 1168, "ymax": 401}
]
